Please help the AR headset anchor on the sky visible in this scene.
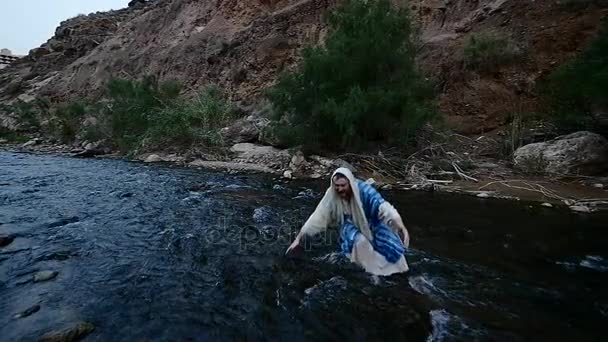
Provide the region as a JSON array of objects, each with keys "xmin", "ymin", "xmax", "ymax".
[{"xmin": 0, "ymin": 0, "xmax": 130, "ymax": 56}]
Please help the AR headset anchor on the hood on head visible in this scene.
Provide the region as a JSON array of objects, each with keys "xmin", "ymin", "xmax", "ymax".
[{"xmin": 331, "ymin": 167, "xmax": 356, "ymax": 188}]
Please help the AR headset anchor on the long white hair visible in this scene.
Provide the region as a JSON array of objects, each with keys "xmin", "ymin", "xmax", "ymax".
[{"xmin": 300, "ymin": 167, "xmax": 373, "ymax": 241}]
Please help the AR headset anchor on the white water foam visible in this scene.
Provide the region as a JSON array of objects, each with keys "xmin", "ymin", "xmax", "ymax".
[
  {"xmin": 427, "ymin": 309, "xmax": 451, "ymax": 342},
  {"xmin": 580, "ymin": 255, "xmax": 608, "ymax": 272},
  {"xmin": 408, "ymin": 274, "xmax": 447, "ymax": 299},
  {"xmin": 312, "ymin": 252, "xmax": 346, "ymax": 265}
]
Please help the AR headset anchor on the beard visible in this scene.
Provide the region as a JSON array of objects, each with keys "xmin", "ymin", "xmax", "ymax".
[{"xmin": 337, "ymin": 191, "xmax": 350, "ymax": 200}]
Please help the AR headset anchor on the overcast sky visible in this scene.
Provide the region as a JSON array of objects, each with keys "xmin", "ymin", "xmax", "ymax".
[{"xmin": 0, "ymin": 0, "xmax": 130, "ymax": 55}]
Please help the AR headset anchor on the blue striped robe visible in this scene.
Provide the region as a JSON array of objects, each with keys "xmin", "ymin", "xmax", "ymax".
[{"xmin": 339, "ymin": 180, "xmax": 406, "ymax": 263}]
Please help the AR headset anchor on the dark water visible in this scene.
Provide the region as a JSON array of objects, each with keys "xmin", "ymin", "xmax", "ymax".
[{"xmin": 0, "ymin": 152, "xmax": 607, "ymax": 341}]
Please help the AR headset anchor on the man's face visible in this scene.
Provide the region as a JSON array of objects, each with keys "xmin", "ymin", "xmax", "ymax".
[{"xmin": 333, "ymin": 176, "xmax": 352, "ymax": 200}]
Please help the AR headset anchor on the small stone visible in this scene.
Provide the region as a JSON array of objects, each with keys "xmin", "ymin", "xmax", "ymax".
[
  {"xmin": 0, "ymin": 234, "xmax": 15, "ymax": 247},
  {"xmin": 592, "ymin": 183, "xmax": 604, "ymax": 189},
  {"xmin": 144, "ymin": 154, "xmax": 163, "ymax": 163},
  {"xmin": 290, "ymin": 152, "xmax": 306, "ymax": 168},
  {"xmin": 476, "ymin": 192, "xmax": 491, "ymax": 198},
  {"xmin": 84, "ymin": 142, "xmax": 97, "ymax": 151},
  {"xmin": 40, "ymin": 321, "xmax": 95, "ymax": 342},
  {"xmin": 22, "ymin": 139, "xmax": 39, "ymax": 148},
  {"xmin": 14, "ymin": 304, "xmax": 40, "ymax": 319},
  {"xmin": 310, "ymin": 172, "xmax": 322, "ymax": 179},
  {"xmin": 541, "ymin": 203, "xmax": 553, "ymax": 208},
  {"xmin": 570, "ymin": 205, "xmax": 592, "ymax": 213},
  {"xmin": 283, "ymin": 170, "xmax": 293, "ymax": 179},
  {"xmin": 33, "ymin": 270, "xmax": 58, "ymax": 283}
]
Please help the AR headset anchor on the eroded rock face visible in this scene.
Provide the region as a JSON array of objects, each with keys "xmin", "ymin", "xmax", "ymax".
[
  {"xmin": 514, "ymin": 131, "xmax": 608, "ymax": 176},
  {"xmin": 0, "ymin": 0, "xmax": 339, "ymax": 104},
  {"xmin": 2, "ymin": 0, "xmax": 607, "ymax": 138}
]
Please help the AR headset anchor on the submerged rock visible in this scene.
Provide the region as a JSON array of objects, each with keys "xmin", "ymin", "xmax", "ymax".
[
  {"xmin": 0, "ymin": 234, "xmax": 15, "ymax": 247},
  {"xmin": 33, "ymin": 270, "xmax": 59, "ymax": 283},
  {"xmin": 39, "ymin": 321, "xmax": 95, "ymax": 342},
  {"xmin": 13, "ymin": 304, "xmax": 40, "ymax": 319}
]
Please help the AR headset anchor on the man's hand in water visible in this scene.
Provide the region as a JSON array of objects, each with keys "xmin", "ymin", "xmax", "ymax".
[
  {"xmin": 389, "ymin": 217, "xmax": 410, "ymax": 248},
  {"xmin": 285, "ymin": 235, "xmax": 303, "ymax": 256},
  {"xmin": 399, "ymin": 226, "xmax": 410, "ymax": 249}
]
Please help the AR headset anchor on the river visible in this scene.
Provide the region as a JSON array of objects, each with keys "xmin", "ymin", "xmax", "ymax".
[{"xmin": 1, "ymin": 151, "xmax": 607, "ymax": 341}]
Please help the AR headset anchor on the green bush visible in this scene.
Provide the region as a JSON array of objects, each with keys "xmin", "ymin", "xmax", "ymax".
[
  {"xmin": 105, "ymin": 76, "xmax": 181, "ymax": 151},
  {"xmin": 16, "ymin": 102, "xmax": 41, "ymax": 129},
  {"xmin": 543, "ymin": 20, "xmax": 608, "ymax": 135},
  {"xmin": 144, "ymin": 86, "xmax": 235, "ymax": 148},
  {"xmin": 0, "ymin": 98, "xmax": 49, "ymax": 130},
  {"xmin": 0, "ymin": 127, "xmax": 29, "ymax": 143},
  {"xmin": 463, "ymin": 32, "xmax": 521, "ymax": 73},
  {"xmin": 267, "ymin": 0, "xmax": 435, "ymax": 151},
  {"xmin": 5, "ymin": 76, "xmax": 235, "ymax": 152},
  {"xmin": 101, "ymin": 77, "xmax": 234, "ymax": 152},
  {"xmin": 52, "ymin": 101, "xmax": 87, "ymax": 143}
]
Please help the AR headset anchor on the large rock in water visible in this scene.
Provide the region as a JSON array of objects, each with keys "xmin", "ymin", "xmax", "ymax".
[
  {"xmin": 33, "ymin": 270, "xmax": 59, "ymax": 283},
  {"xmin": 39, "ymin": 322, "xmax": 95, "ymax": 342},
  {"xmin": 0, "ymin": 234, "xmax": 15, "ymax": 247},
  {"xmin": 513, "ymin": 131, "xmax": 608, "ymax": 175}
]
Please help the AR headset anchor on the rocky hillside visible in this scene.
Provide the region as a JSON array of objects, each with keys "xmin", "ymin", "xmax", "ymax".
[{"xmin": 1, "ymin": 0, "xmax": 607, "ymax": 133}]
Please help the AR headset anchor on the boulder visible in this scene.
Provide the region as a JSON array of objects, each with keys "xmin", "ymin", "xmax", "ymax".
[
  {"xmin": 22, "ymin": 138, "xmax": 41, "ymax": 148},
  {"xmin": 285, "ymin": 153, "xmax": 352, "ymax": 179},
  {"xmin": 230, "ymin": 143, "xmax": 291, "ymax": 170},
  {"xmin": 289, "ymin": 151, "xmax": 306, "ymax": 170},
  {"xmin": 143, "ymin": 153, "xmax": 184, "ymax": 163},
  {"xmin": 514, "ymin": 131, "xmax": 608, "ymax": 176},
  {"xmin": 84, "ymin": 142, "xmax": 97, "ymax": 151},
  {"xmin": 221, "ymin": 115, "xmax": 270, "ymax": 144},
  {"xmin": 39, "ymin": 322, "xmax": 95, "ymax": 342},
  {"xmin": 33, "ymin": 270, "xmax": 59, "ymax": 283},
  {"xmin": 13, "ymin": 304, "xmax": 40, "ymax": 319},
  {"xmin": 73, "ymin": 141, "xmax": 111, "ymax": 158},
  {"xmin": 144, "ymin": 154, "xmax": 163, "ymax": 163},
  {"xmin": 0, "ymin": 234, "xmax": 15, "ymax": 247}
]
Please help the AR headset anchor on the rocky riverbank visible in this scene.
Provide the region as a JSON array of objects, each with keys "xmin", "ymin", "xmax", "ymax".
[{"xmin": 3, "ymin": 129, "xmax": 606, "ymax": 213}]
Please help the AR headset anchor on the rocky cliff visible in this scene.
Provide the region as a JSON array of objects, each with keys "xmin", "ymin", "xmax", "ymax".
[{"xmin": 1, "ymin": 0, "xmax": 607, "ymax": 134}]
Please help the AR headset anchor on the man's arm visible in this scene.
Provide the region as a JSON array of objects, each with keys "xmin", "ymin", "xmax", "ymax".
[
  {"xmin": 285, "ymin": 231, "xmax": 304, "ymax": 255},
  {"xmin": 379, "ymin": 202, "xmax": 410, "ymax": 248},
  {"xmin": 285, "ymin": 189, "xmax": 334, "ymax": 255}
]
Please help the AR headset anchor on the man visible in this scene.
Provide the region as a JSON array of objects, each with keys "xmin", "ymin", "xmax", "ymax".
[{"xmin": 285, "ymin": 167, "xmax": 410, "ymax": 276}]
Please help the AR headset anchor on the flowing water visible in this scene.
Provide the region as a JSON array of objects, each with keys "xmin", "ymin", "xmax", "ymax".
[{"xmin": 0, "ymin": 151, "xmax": 607, "ymax": 341}]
